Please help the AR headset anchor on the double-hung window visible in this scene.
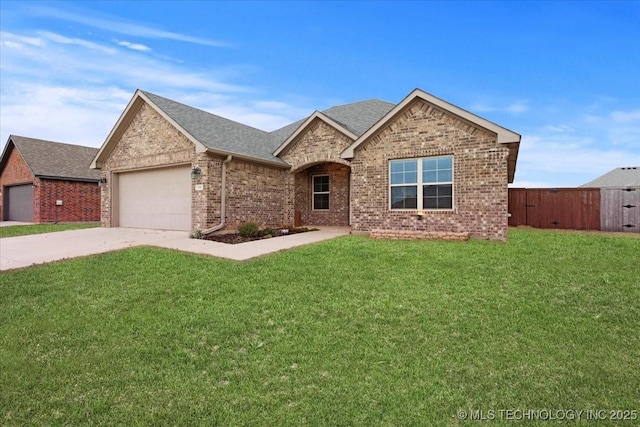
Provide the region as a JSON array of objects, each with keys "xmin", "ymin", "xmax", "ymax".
[
  {"xmin": 313, "ymin": 175, "xmax": 330, "ymax": 210},
  {"xmin": 390, "ymin": 155, "xmax": 453, "ymax": 210}
]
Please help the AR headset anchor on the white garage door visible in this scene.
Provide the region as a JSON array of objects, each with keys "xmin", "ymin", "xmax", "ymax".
[{"xmin": 118, "ymin": 165, "xmax": 191, "ymax": 231}]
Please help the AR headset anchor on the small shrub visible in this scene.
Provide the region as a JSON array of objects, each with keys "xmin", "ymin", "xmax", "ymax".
[
  {"xmin": 261, "ymin": 227, "xmax": 276, "ymax": 236},
  {"xmin": 189, "ymin": 229, "xmax": 204, "ymax": 239},
  {"xmin": 238, "ymin": 222, "xmax": 260, "ymax": 238}
]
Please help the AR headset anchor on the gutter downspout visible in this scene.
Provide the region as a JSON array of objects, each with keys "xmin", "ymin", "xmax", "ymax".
[{"xmin": 203, "ymin": 155, "xmax": 232, "ymax": 234}]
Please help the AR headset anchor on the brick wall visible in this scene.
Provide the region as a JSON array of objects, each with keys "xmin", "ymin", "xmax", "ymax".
[
  {"xmin": 225, "ymin": 159, "xmax": 290, "ymax": 229},
  {"xmin": 280, "ymin": 118, "xmax": 353, "ymax": 226},
  {"xmin": 0, "ymin": 145, "xmax": 34, "ymax": 221},
  {"xmin": 99, "ymin": 101, "xmax": 292, "ymax": 232},
  {"xmin": 295, "ymin": 163, "xmax": 350, "ymax": 226},
  {"xmin": 350, "ymin": 99, "xmax": 510, "ymax": 240},
  {"xmin": 1, "ymin": 144, "xmax": 100, "ymax": 222},
  {"xmin": 35, "ymin": 178, "xmax": 101, "ymax": 222},
  {"xmin": 101, "ymin": 102, "xmax": 196, "ymax": 228},
  {"xmin": 279, "ymin": 118, "xmax": 353, "ymax": 172}
]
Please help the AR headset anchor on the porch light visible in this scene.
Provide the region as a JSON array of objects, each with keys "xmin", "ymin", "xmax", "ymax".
[
  {"xmin": 191, "ymin": 167, "xmax": 201, "ymax": 179},
  {"xmin": 98, "ymin": 178, "xmax": 107, "ymax": 187}
]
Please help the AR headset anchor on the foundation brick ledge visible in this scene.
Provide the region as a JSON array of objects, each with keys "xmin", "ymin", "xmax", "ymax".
[{"xmin": 370, "ymin": 229, "xmax": 470, "ymax": 241}]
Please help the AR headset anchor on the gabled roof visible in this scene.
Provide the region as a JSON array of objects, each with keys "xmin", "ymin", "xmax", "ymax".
[
  {"xmin": 340, "ymin": 88, "xmax": 522, "ymax": 182},
  {"xmin": 581, "ymin": 166, "xmax": 640, "ymax": 188},
  {"xmin": 1, "ymin": 135, "xmax": 101, "ymax": 181},
  {"xmin": 91, "ymin": 88, "xmax": 521, "ymax": 181},
  {"xmin": 141, "ymin": 91, "xmax": 287, "ymax": 165},
  {"xmin": 92, "ymin": 90, "xmax": 289, "ymax": 169},
  {"xmin": 273, "ymin": 99, "xmax": 394, "ymax": 156}
]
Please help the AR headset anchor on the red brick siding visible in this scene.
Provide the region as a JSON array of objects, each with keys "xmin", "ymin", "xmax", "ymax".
[
  {"xmin": 279, "ymin": 119, "xmax": 354, "ymax": 172},
  {"xmin": 280, "ymin": 118, "xmax": 353, "ymax": 226},
  {"xmin": 0, "ymin": 144, "xmax": 100, "ymax": 222},
  {"xmin": 0, "ymin": 145, "xmax": 34, "ymax": 221},
  {"xmin": 350, "ymin": 99, "xmax": 510, "ymax": 240},
  {"xmin": 295, "ymin": 163, "xmax": 350, "ymax": 226},
  {"xmin": 225, "ymin": 159, "xmax": 290, "ymax": 229},
  {"xmin": 36, "ymin": 178, "xmax": 101, "ymax": 223}
]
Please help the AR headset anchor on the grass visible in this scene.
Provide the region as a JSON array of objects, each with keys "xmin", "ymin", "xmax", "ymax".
[
  {"xmin": 1, "ymin": 228, "xmax": 638, "ymax": 426},
  {"xmin": 0, "ymin": 223, "xmax": 98, "ymax": 238}
]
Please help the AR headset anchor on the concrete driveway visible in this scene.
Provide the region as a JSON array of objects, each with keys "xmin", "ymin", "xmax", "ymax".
[{"xmin": 0, "ymin": 226, "xmax": 350, "ymax": 271}]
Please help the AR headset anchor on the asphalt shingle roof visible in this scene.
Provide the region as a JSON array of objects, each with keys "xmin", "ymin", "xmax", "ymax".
[
  {"xmin": 141, "ymin": 91, "xmax": 286, "ymax": 164},
  {"xmin": 320, "ymin": 99, "xmax": 395, "ymax": 136},
  {"xmin": 582, "ymin": 167, "xmax": 640, "ymax": 188},
  {"xmin": 5, "ymin": 136, "xmax": 101, "ymax": 181},
  {"xmin": 141, "ymin": 90, "xmax": 395, "ymax": 164}
]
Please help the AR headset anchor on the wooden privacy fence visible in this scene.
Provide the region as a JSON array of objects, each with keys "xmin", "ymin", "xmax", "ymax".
[
  {"xmin": 600, "ymin": 187, "xmax": 640, "ymax": 232},
  {"xmin": 509, "ymin": 187, "xmax": 639, "ymax": 232},
  {"xmin": 509, "ymin": 188, "xmax": 601, "ymax": 230}
]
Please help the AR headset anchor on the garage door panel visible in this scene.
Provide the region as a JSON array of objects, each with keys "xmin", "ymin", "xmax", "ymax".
[
  {"xmin": 6, "ymin": 184, "xmax": 33, "ymax": 222},
  {"xmin": 118, "ymin": 166, "xmax": 191, "ymax": 231}
]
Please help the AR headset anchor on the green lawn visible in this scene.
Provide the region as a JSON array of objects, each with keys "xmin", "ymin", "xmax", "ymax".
[
  {"xmin": 1, "ymin": 229, "xmax": 638, "ymax": 426},
  {"xmin": 0, "ymin": 223, "xmax": 98, "ymax": 238}
]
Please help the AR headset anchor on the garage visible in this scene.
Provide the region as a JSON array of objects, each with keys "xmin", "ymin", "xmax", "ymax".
[
  {"xmin": 117, "ymin": 165, "xmax": 191, "ymax": 231},
  {"xmin": 4, "ymin": 184, "xmax": 34, "ymax": 222}
]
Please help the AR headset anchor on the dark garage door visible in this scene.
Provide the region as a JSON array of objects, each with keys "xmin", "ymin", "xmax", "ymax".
[{"xmin": 5, "ymin": 184, "xmax": 33, "ymax": 222}]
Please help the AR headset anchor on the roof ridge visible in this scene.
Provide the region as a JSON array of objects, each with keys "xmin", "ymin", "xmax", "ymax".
[
  {"xmin": 140, "ymin": 90, "xmax": 269, "ymax": 135},
  {"xmin": 322, "ymin": 98, "xmax": 394, "ymax": 112},
  {"xmin": 10, "ymin": 135, "xmax": 98, "ymax": 151}
]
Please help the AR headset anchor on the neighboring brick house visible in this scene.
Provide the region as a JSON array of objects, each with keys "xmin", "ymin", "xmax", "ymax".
[
  {"xmin": 0, "ymin": 136, "xmax": 101, "ymax": 223},
  {"xmin": 91, "ymin": 88, "xmax": 520, "ymax": 240}
]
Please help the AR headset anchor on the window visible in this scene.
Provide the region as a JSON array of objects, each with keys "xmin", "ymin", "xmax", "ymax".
[
  {"xmin": 390, "ymin": 156, "xmax": 453, "ymax": 210},
  {"xmin": 313, "ymin": 175, "xmax": 329, "ymax": 210}
]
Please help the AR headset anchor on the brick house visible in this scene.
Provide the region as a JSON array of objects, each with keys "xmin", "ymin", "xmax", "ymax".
[
  {"xmin": 0, "ymin": 136, "xmax": 101, "ymax": 223},
  {"xmin": 91, "ymin": 88, "xmax": 520, "ymax": 240}
]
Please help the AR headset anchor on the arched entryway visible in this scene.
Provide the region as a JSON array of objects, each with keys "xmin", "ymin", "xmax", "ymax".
[{"xmin": 293, "ymin": 162, "xmax": 350, "ymax": 227}]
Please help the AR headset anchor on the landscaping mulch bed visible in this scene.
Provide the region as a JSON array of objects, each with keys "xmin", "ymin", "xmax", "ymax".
[{"xmin": 204, "ymin": 227, "xmax": 317, "ymax": 244}]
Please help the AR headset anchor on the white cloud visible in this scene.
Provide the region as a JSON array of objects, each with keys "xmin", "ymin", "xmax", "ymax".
[
  {"xmin": 543, "ymin": 124, "xmax": 575, "ymax": 133},
  {"xmin": 39, "ymin": 31, "xmax": 117, "ymax": 54},
  {"xmin": 512, "ymin": 132, "xmax": 640, "ymax": 187},
  {"xmin": 470, "ymin": 101, "xmax": 529, "ymax": 114},
  {"xmin": 28, "ymin": 5, "xmax": 228, "ymax": 47},
  {"xmin": 610, "ymin": 109, "xmax": 640, "ymax": 123},
  {"xmin": 0, "ymin": 26, "xmax": 309, "ymax": 148},
  {"xmin": 0, "ymin": 31, "xmax": 43, "ymax": 48},
  {"xmin": 115, "ymin": 40, "xmax": 152, "ymax": 52},
  {"xmin": 505, "ymin": 102, "xmax": 529, "ymax": 114},
  {"xmin": 1, "ymin": 84, "xmax": 131, "ymax": 146}
]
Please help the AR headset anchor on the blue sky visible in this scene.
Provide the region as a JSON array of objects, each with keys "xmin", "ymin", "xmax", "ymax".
[{"xmin": 1, "ymin": 0, "xmax": 639, "ymax": 187}]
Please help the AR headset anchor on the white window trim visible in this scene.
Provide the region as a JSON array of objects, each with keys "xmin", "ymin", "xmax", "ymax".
[
  {"xmin": 389, "ymin": 155, "xmax": 454, "ymax": 211},
  {"xmin": 312, "ymin": 174, "xmax": 330, "ymax": 211}
]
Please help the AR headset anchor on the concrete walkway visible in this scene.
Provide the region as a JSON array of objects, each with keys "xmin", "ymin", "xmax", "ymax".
[{"xmin": 0, "ymin": 227, "xmax": 351, "ymax": 271}]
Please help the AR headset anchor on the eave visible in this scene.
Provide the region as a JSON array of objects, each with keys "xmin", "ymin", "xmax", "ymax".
[
  {"xmin": 91, "ymin": 90, "xmax": 208, "ymax": 169},
  {"xmin": 340, "ymin": 88, "xmax": 521, "ymax": 182}
]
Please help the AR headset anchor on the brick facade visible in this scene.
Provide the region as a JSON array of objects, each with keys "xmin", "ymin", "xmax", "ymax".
[
  {"xmin": 1, "ymin": 145, "xmax": 100, "ymax": 222},
  {"xmin": 97, "ymin": 93, "xmax": 515, "ymax": 239},
  {"xmin": 34, "ymin": 179, "xmax": 100, "ymax": 222},
  {"xmin": 225, "ymin": 159, "xmax": 291, "ymax": 228},
  {"xmin": 281, "ymin": 118, "xmax": 354, "ymax": 227},
  {"xmin": 0, "ymin": 146, "xmax": 33, "ymax": 220},
  {"xmin": 294, "ymin": 163, "xmax": 350, "ymax": 226},
  {"xmin": 100, "ymin": 102, "xmax": 195, "ymax": 227},
  {"xmin": 349, "ymin": 99, "xmax": 510, "ymax": 240},
  {"xmin": 101, "ymin": 102, "xmax": 293, "ymax": 231},
  {"xmin": 279, "ymin": 119, "xmax": 353, "ymax": 172}
]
